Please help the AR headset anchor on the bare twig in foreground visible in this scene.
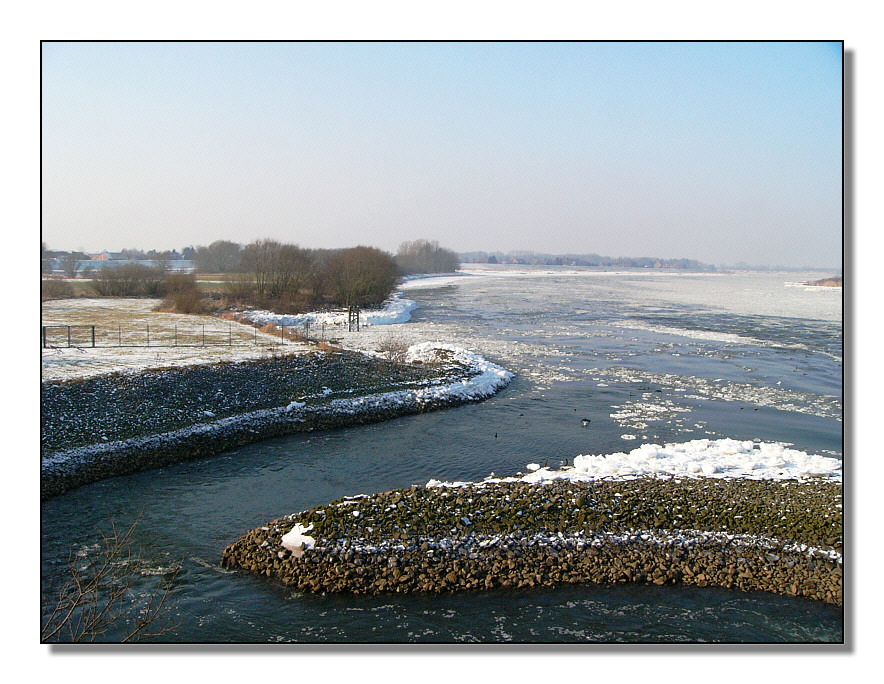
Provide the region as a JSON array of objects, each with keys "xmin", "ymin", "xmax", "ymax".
[{"xmin": 41, "ymin": 517, "xmax": 179, "ymax": 643}]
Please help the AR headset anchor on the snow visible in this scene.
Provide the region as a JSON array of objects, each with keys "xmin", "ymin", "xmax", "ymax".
[
  {"xmin": 399, "ymin": 273, "xmax": 479, "ymax": 289},
  {"xmin": 241, "ymin": 292, "xmax": 419, "ymax": 328},
  {"xmin": 281, "ymin": 523, "xmax": 316, "ymax": 558},
  {"xmin": 41, "ymin": 298, "xmax": 314, "ymax": 382},
  {"xmin": 41, "ymin": 292, "xmax": 425, "ymax": 382},
  {"xmin": 426, "ymin": 438, "xmax": 841, "ymax": 488},
  {"xmin": 404, "ymin": 342, "xmax": 513, "ymax": 400},
  {"xmin": 42, "ymin": 340, "xmax": 514, "ymax": 481}
]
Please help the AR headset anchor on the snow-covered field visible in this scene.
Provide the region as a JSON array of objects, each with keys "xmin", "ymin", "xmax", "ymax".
[
  {"xmin": 40, "ymin": 287, "xmax": 457, "ymax": 382},
  {"xmin": 40, "ymin": 298, "xmax": 355, "ymax": 381}
]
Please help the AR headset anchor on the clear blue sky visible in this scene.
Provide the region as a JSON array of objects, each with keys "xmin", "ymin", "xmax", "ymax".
[{"xmin": 41, "ymin": 41, "xmax": 843, "ymax": 268}]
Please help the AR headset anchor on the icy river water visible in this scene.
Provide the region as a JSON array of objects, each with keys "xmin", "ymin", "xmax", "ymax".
[{"xmin": 40, "ymin": 267, "xmax": 844, "ymax": 643}]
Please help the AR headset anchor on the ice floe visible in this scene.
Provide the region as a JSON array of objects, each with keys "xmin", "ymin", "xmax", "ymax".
[{"xmin": 426, "ymin": 438, "xmax": 841, "ymax": 488}]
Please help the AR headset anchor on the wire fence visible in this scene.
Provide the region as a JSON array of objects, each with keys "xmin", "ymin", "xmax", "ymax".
[{"xmin": 40, "ymin": 321, "xmax": 334, "ymax": 349}]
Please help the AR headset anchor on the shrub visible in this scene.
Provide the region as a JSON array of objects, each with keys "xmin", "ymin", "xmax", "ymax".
[
  {"xmin": 91, "ymin": 264, "xmax": 164, "ymax": 297},
  {"xmin": 42, "ymin": 278, "xmax": 73, "ymax": 301},
  {"xmin": 223, "ymin": 272, "xmax": 257, "ymax": 301},
  {"xmin": 169, "ymin": 290, "xmax": 206, "ymax": 314},
  {"xmin": 321, "ymin": 246, "xmax": 398, "ymax": 309},
  {"xmin": 377, "ymin": 335, "xmax": 410, "ymax": 362},
  {"xmin": 159, "ymin": 273, "xmax": 206, "ymax": 314}
]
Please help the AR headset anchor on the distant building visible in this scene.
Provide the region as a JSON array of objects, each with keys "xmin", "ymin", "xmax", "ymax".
[{"xmin": 91, "ymin": 251, "xmax": 126, "ymax": 261}]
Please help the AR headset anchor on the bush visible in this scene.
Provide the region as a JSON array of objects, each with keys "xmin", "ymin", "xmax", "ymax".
[
  {"xmin": 168, "ymin": 289, "xmax": 206, "ymax": 314},
  {"xmin": 158, "ymin": 273, "xmax": 207, "ymax": 314},
  {"xmin": 223, "ymin": 272, "xmax": 257, "ymax": 300},
  {"xmin": 41, "ymin": 278, "xmax": 73, "ymax": 301},
  {"xmin": 91, "ymin": 264, "xmax": 165, "ymax": 297},
  {"xmin": 161, "ymin": 272, "xmax": 198, "ymax": 296},
  {"xmin": 321, "ymin": 246, "xmax": 398, "ymax": 309},
  {"xmin": 376, "ymin": 335, "xmax": 410, "ymax": 362}
]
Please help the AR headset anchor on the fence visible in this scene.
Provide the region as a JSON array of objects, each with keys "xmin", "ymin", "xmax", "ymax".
[{"xmin": 40, "ymin": 321, "xmax": 334, "ymax": 349}]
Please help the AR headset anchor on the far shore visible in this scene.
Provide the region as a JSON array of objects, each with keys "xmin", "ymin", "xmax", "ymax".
[{"xmin": 804, "ymin": 275, "xmax": 842, "ymax": 287}]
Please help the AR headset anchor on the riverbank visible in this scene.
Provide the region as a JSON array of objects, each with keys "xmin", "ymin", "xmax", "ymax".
[
  {"xmin": 803, "ymin": 275, "xmax": 842, "ymax": 287},
  {"xmin": 41, "ymin": 343, "xmax": 513, "ymax": 499},
  {"xmin": 222, "ymin": 474, "xmax": 842, "ymax": 605}
]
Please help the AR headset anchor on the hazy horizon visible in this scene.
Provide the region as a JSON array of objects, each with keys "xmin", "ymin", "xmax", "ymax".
[{"xmin": 42, "ymin": 41, "xmax": 843, "ymax": 269}]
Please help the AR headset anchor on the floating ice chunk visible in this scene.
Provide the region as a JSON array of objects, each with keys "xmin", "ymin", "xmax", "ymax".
[
  {"xmin": 426, "ymin": 438, "xmax": 841, "ymax": 488},
  {"xmin": 526, "ymin": 463, "xmax": 541, "ymax": 471},
  {"xmin": 701, "ymin": 462, "xmax": 722, "ymax": 475}
]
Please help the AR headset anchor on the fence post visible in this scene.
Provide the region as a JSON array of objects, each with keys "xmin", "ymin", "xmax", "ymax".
[
  {"xmin": 91, "ymin": 326, "xmax": 95, "ymax": 348},
  {"xmin": 42, "ymin": 326, "xmax": 47, "ymax": 349},
  {"xmin": 67, "ymin": 326, "xmax": 71, "ymax": 348}
]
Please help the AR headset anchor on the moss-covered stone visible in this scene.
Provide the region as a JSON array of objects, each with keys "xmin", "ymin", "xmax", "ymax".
[{"xmin": 222, "ymin": 478, "xmax": 843, "ymax": 605}]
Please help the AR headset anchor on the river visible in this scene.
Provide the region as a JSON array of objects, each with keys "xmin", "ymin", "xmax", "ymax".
[{"xmin": 40, "ymin": 267, "xmax": 843, "ymax": 643}]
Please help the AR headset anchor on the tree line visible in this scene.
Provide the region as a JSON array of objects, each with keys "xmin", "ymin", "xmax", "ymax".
[
  {"xmin": 42, "ymin": 239, "xmax": 461, "ymax": 315},
  {"xmin": 459, "ymin": 250, "xmax": 714, "ymax": 270},
  {"xmin": 188, "ymin": 238, "xmax": 457, "ymax": 313}
]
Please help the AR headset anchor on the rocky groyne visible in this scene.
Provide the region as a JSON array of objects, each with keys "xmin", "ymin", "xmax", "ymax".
[
  {"xmin": 41, "ymin": 346, "xmax": 511, "ymax": 500},
  {"xmin": 222, "ymin": 477, "xmax": 843, "ymax": 605}
]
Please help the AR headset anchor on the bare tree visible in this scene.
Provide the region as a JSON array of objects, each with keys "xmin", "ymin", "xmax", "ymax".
[
  {"xmin": 241, "ymin": 238, "xmax": 280, "ymax": 297},
  {"xmin": 268, "ymin": 243, "xmax": 315, "ymax": 301},
  {"xmin": 395, "ymin": 239, "xmax": 460, "ymax": 275},
  {"xmin": 60, "ymin": 253, "xmax": 82, "ymax": 278},
  {"xmin": 322, "ymin": 246, "xmax": 399, "ymax": 309},
  {"xmin": 41, "ymin": 518, "xmax": 179, "ymax": 643},
  {"xmin": 194, "ymin": 240, "xmax": 243, "ymax": 274}
]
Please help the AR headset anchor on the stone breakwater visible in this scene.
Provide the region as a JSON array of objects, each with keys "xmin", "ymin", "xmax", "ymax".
[
  {"xmin": 41, "ymin": 348, "xmax": 506, "ymax": 500},
  {"xmin": 222, "ymin": 478, "xmax": 843, "ymax": 605}
]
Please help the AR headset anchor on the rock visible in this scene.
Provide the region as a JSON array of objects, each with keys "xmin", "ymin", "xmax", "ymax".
[{"xmin": 221, "ymin": 477, "xmax": 842, "ymax": 605}]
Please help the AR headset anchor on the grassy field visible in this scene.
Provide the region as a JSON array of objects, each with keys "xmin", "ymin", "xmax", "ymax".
[{"xmin": 41, "ymin": 298, "xmax": 314, "ymax": 382}]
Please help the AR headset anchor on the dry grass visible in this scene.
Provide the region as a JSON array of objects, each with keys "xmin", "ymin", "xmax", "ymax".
[{"xmin": 41, "ymin": 298, "xmax": 314, "ymax": 381}]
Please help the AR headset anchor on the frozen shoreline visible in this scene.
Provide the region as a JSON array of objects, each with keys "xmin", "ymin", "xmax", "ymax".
[{"xmin": 40, "ymin": 342, "xmax": 513, "ymax": 499}]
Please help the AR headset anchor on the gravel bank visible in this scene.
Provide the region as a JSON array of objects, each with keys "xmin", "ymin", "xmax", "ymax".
[
  {"xmin": 41, "ymin": 347, "xmax": 508, "ymax": 499},
  {"xmin": 222, "ymin": 477, "xmax": 843, "ymax": 605}
]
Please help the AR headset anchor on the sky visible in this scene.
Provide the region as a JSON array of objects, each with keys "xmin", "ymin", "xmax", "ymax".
[
  {"xmin": 20, "ymin": 4, "xmax": 884, "ymax": 678},
  {"xmin": 41, "ymin": 41, "xmax": 843, "ymax": 268}
]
